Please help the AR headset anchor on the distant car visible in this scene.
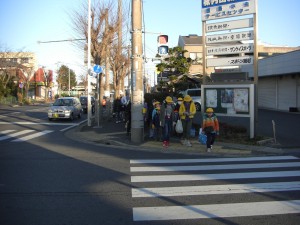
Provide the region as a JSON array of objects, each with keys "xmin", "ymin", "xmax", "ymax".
[
  {"xmin": 80, "ymin": 96, "xmax": 95, "ymax": 114},
  {"xmin": 181, "ymin": 88, "xmax": 201, "ymax": 111},
  {"xmin": 48, "ymin": 97, "xmax": 82, "ymax": 121}
]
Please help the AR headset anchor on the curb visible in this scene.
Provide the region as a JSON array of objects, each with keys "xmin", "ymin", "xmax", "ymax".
[{"xmin": 65, "ymin": 122, "xmax": 284, "ymax": 157}]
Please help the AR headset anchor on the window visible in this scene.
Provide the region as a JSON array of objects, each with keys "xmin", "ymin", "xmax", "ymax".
[
  {"xmin": 189, "ymin": 52, "xmax": 202, "ymax": 65},
  {"xmin": 21, "ymin": 58, "xmax": 29, "ymax": 63}
]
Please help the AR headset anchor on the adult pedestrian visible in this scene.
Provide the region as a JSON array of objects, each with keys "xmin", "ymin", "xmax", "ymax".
[
  {"xmin": 202, "ymin": 107, "xmax": 219, "ymax": 152},
  {"xmin": 125, "ymin": 100, "xmax": 131, "ymax": 135},
  {"xmin": 160, "ymin": 96, "xmax": 174, "ymax": 148},
  {"xmin": 113, "ymin": 96, "xmax": 122, "ymax": 123},
  {"xmin": 179, "ymin": 95, "xmax": 196, "ymax": 147},
  {"xmin": 148, "ymin": 99, "xmax": 156, "ymax": 139}
]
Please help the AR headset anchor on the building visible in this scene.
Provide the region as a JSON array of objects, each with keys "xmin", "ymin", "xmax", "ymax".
[
  {"xmin": 0, "ymin": 52, "xmax": 53, "ymax": 100},
  {"xmin": 241, "ymin": 50, "xmax": 300, "ymax": 112}
]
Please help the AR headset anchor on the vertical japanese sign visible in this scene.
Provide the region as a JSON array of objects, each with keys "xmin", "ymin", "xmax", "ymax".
[
  {"xmin": 201, "ymin": 0, "xmax": 258, "ymax": 138},
  {"xmin": 202, "ymin": 0, "xmax": 256, "ymax": 67},
  {"xmin": 202, "ymin": 0, "xmax": 256, "ymax": 21}
]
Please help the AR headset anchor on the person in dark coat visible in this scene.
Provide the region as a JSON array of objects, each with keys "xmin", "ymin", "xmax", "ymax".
[
  {"xmin": 125, "ymin": 100, "xmax": 131, "ymax": 135},
  {"xmin": 113, "ymin": 97, "xmax": 122, "ymax": 123}
]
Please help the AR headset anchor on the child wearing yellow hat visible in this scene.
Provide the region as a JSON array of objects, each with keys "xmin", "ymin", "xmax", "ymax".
[
  {"xmin": 179, "ymin": 95, "xmax": 196, "ymax": 147},
  {"xmin": 202, "ymin": 108, "xmax": 219, "ymax": 152},
  {"xmin": 160, "ymin": 96, "xmax": 174, "ymax": 148}
]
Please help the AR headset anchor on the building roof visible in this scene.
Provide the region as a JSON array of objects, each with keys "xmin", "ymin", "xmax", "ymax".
[
  {"xmin": 178, "ymin": 35, "xmax": 203, "ymax": 46},
  {"xmin": 241, "ymin": 49, "xmax": 300, "ymax": 77}
]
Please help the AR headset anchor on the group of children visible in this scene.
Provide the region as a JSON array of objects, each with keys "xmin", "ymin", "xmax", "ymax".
[{"xmin": 148, "ymin": 96, "xmax": 219, "ymax": 151}]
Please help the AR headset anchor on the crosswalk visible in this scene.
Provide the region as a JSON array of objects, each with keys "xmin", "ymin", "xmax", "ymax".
[
  {"xmin": 0, "ymin": 129, "xmax": 53, "ymax": 142},
  {"xmin": 130, "ymin": 156, "xmax": 300, "ymax": 222}
]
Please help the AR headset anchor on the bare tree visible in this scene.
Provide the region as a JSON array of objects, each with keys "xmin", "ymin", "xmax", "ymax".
[{"xmin": 70, "ymin": 0, "xmax": 131, "ymax": 98}]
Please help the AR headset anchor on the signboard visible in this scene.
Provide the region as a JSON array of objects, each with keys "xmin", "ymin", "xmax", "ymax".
[
  {"xmin": 207, "ymin": 43, "xmax": 254, "ymax": 56},
  {"xmin": 93, "ymin": 65, "xmax": 102, "ymax": 74},
  {"xmin": 202, "ymin": 0, "xmax": 256, "ymax": 21},
  {"xmin": 215, "ymin": 66, "xmax": 240, "ymax": 73},
  {"xmin": 207, "ymin": 56, "xmax": 253, "ymax": 67},
  {"xmin": 206, "ymin": 31, "xmax": 253, "ymax": 44},
  {"xmin": 206, "ymin": 18, "xmax": 253, "ymax": 33},
  {"xmin": 202, "ymin": 0, "xmax": 248, "ymax": 8}
]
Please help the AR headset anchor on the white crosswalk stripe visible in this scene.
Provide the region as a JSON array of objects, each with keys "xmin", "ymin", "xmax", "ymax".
[
  {"xmin": 11, "ymin": 130, "xmax": 53, "ymax": 142},
  {"xmin": 130, "ymin": 156, "xmax": 300, "ymax": 222},
  {"xmin": 0, "ymin": 129, "xmax": 53, "ymax": 142}
]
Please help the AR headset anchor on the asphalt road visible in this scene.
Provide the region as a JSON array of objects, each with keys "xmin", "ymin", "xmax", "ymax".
[{"xmin": 0, "ymin": 104, "xmax": 300, "ymax": 225}]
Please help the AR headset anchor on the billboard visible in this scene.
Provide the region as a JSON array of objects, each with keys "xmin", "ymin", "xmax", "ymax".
[{"xmin": 202, "ymin": 0, "xmax": 256, "ymax": 21}]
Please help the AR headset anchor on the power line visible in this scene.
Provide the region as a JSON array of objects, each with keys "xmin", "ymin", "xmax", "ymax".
[{"xmin": 37, "ymin": 38, "xmax": 85, "ymax": 44}]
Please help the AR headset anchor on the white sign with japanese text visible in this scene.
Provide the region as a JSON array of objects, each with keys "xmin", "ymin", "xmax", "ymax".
[
  {"xmin": 202, "ymin": 0, "xmax": 256, "ymax": 21},
  {"xmin": 207, "ymin": 56, "xmax": 253, "ymax": 67},
  {"xmin": 207, "ymin": 43, "xmax": 254, "ymax": 55},
  {"xmin": 206, "ymin": 18, "xmax": 253, "ymax": 33},
  {"xmin": 206, "ymin": 31, "xmax": 253, "ymax": 44}
]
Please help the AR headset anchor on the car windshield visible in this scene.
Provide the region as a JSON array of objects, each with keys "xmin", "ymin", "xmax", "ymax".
[{"xmin": 53, "ymin": 99, "xmax": 72, "ymax": 106}]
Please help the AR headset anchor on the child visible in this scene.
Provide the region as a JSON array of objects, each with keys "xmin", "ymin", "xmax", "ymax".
[
  {"xmin": 152, "ymin": 101, "xmax": 161, "ymax": 141},
  {"xmin": 179, "ymin": 95, "xmax": 196, "ymax": 147},
  {"xmin": 202, "ymin": 107, "xmax": 219, "ymax": 152},
  {"xmin": 160, "ymin": 96, "xmax": 174, "ymax": 148}
]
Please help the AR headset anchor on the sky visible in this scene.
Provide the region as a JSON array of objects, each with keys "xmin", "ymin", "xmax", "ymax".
[{"xmin": 1, "ymin": 0, "xmax": 300, "ymax": 82}]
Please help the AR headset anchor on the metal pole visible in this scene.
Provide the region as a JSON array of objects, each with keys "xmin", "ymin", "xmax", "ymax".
[
  {"xmin": 131, "ymin": 0, "xmax": 144, "ymax": 143},
  {"xmin": 253, "ymin": 1, "xmax": 259, "ymax": 137},
  {"xmin": 87, "ymin": 0, "xmax": 92, "ymax": 126},
  {"xmin": 68, "ymin": 68, "xmax": 70, "ymax": 96},
  {"xmin": 202, "ymin": 20, "xmax": 207, "ymax": 114},
  {"xmin": 97, "ymin": 73, "xmax": 100, "ymax": 127}
]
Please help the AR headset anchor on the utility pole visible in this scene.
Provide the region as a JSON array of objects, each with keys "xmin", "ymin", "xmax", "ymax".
[
  {"xmin": 131, "ymin": 0, "xmax": 144, "ymax": 143},
  {"xmin": 104, "ymin": 8, "xmax": 110, "ymax": 98},
  {"xmin": 87, "ymin": 0, "xmax": 92, "ymax": 126}
]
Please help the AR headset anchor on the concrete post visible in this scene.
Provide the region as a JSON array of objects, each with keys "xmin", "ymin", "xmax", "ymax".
[{"xmin": 131, "ymin": 0, "xmax": 144, "ymax": 143}]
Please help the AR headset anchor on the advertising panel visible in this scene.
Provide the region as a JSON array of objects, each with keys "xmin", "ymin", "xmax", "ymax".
[
  {"xmin": 206, "ymin": 31, "xmax": 253, "ymax": 44},
  {"xmin": 207, "ymin": 56, "xmax": 253, "ymax": 67},
  {"xmin": 206, "ymin": 18, "xmax": 253, "ymax": 33},
  {"xmin": 207, "ymin": 43, "xmax": 254, "ymax": 56},
  {"xmin": 202, "ymin": 0, "xmax": 256, "ymax": 21}
]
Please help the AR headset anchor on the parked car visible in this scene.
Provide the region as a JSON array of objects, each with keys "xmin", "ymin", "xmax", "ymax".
[
  {"xmin": 48, "ymin": 97, "xmax": 82, "ymax": 121},
  {"xmin": 80, "ymin": 96, "xmax": 95, "ymax": 114},
  {"xmin": 181, "ymin": 88, "xmax": 201, "ymax": 111}
]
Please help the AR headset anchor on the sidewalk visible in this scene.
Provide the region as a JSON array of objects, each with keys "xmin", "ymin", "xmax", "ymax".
[{"xmin": 65, "ymin": 118, "xmax": 286, "ymax": 157}]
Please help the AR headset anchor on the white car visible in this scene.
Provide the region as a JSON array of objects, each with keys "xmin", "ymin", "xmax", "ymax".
[
  {"xmin": 181, "ymin": 88, "xmax": 201, "ymax": 111},
  {"xmin": 48, "ymin": 97, "xmax": 83, "ymax": 121}
]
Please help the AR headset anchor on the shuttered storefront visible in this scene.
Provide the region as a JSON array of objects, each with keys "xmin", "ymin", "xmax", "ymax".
[
  {"xmin": 277, "ymin": 76, "xmax": 297, "ymax": 111},
  {"xmin": 258, "ymin": 77, "xmax": 277, "ymax": 109},
  {"xmin": 258, "ymin": 75, "xmax": 299, "ymax": 111}
]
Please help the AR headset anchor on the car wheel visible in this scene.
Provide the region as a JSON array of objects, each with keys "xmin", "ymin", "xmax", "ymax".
[
  {"xmin": 195, "ymin": 102, "xmax": 201, "ymax": 111},
  {"xmin": 70, "ymin": 113, "xmax": 74, "ymax": 121}
]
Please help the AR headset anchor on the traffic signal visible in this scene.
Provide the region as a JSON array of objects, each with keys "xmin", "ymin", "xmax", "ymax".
[{"xmin": 157, "ymin": 35, "xmax": 168, "ymax": 56}]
